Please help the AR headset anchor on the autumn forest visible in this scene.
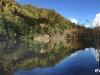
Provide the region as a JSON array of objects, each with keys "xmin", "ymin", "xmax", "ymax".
[{"xmin": 0, "ymin": 0, "xmax": 100, "ymax": 41}]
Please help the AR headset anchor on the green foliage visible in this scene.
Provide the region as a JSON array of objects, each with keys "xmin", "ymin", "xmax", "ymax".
[
  {"xmin": 0, "ymin": 18, "xmax": 6, "ymax": 36},
  {"xmin": 0, "ymin": 0, "xmax": 80, "ymax": 39}
]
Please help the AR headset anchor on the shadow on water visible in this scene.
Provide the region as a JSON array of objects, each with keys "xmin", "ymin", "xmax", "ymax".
[{"xmin": 0, "ymin": 39, "xmax": 100, "ymax": 75}]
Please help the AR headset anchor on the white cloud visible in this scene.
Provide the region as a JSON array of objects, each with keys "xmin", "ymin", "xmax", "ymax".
[
  {"xmin": 92, "ymin": 49, "xmax": 99, "ymax": 62},
  {"xmin": 92, "ymin": 13, "xmax": 100, "ymax": 27},
  {"xmin": 70, "ymin": 52, "xmax": 77, "ymax": 57},
  {"xmin": 85, "ymin": 48, "xmax": 89, "ymax": 51},
  {"xmin": 83, "ymin": 24, "xmax": 90, "ymax": 28},
  {"xmin": 70, "ymin": 18, "xmax": 78, "ymax": 24}
]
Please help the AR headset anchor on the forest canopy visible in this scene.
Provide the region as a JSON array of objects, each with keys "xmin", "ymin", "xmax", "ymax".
[{"xmin": 0, "ymin": 0, "xmax": 97, "ymax": 39}]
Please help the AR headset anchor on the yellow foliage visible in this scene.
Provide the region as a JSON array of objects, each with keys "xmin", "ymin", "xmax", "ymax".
[
  {"xmin": 40, "ymin": 23, "xmax": 45, "ymax": 28},
  {"xmin": 40, "ymin": 49, "xmax": 46, "ymax": 53},
  {"xmin": 15, "ymin": 15, "xmax": 19, "ymax": 20}
]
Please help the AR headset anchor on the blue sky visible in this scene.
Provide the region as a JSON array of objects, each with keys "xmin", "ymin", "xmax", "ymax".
[{"xmin": 15, "ymin": 0, "xmax": 100, "ymax": 27}]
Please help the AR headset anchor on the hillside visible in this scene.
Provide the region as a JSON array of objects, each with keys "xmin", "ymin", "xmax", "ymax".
[{"xmin": 0, "ymin": 0, "xmax": 79, "ymax": 39}]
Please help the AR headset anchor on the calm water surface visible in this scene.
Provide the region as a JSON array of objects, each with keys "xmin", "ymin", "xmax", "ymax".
[{"xmin": 0, "ymin": 39, "xmax": 100, "ymax": 75}]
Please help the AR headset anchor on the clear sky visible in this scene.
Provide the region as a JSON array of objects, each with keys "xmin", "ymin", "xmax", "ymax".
[{"xmin": 15, "ymin": 0, "xmax": 100, "ymax": 27}]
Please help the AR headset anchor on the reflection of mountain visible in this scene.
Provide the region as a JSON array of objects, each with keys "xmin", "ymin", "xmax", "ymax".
[
  {"xmin": 0, "ymin": 39, "xmax": 99, "ymax": 75},
  {"xmin": 13, "ymin": 48, "xmax": 100, "ymax": 75}
]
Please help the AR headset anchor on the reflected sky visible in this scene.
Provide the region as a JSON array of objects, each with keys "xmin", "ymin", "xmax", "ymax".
[{"xmin": 12, "ymin": 48, "xmax": 100, "ymax": 75}]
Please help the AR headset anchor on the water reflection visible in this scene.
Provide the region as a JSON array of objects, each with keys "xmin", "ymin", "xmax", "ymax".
[
  {"xmin": 12, "ymin": 48, "xmax": 100, "ymax": 75},
  {"xmin": 0, "ymin": 39, "xmax": 100, "ymax": 75}
]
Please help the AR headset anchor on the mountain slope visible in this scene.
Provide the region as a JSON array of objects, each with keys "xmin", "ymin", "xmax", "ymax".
[{"xmin": 0, "ymin": 0, "xmax": 78, "ymax": 39}]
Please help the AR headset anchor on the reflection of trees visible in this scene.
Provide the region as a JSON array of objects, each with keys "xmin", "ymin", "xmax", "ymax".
[{"xmin": 0, "ymin": 39, "xmax": 98, "ymax": 75}]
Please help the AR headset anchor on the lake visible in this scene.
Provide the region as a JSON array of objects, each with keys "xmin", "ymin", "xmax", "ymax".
[{"xmin": 0, "ymin": 39, "xmax": 100, "ymax": 75}]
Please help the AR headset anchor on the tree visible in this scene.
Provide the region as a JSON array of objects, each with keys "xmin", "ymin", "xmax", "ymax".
[{"xmin": 0, "ymin": 18, "xmax": 6, "ymax": 36}]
